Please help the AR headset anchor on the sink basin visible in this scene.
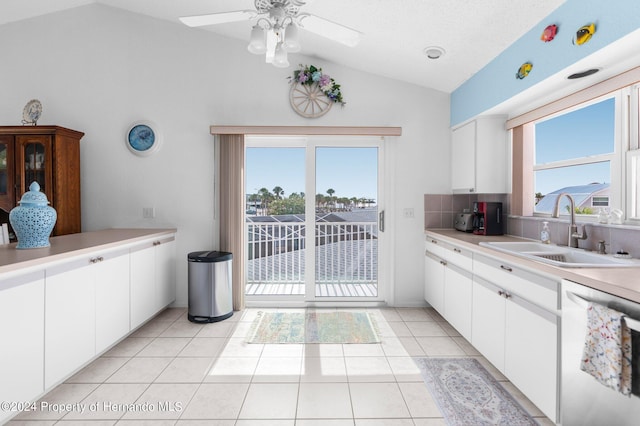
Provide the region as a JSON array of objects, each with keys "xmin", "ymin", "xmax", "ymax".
[{"xmin": 478, "ymin": 241, "xmax": 640, "ymax": 268}]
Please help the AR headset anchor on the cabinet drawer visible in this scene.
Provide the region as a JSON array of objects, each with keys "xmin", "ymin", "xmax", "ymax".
[
  {"xmin": 473, "ymin": 254, "xmax": 559, "ymax": 312},
  {"xmin": 425, "ymin": 237, "xmax": 472, "ymax": 271}
]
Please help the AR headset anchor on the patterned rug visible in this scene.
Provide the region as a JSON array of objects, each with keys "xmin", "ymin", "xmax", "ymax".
[
  {"xmin": 414, "ymin": 357, "xmax": 539, "ymax": 426},
  {"xmin": 246, "ymin": 311, "xmax": 380, "ymax": 344}
]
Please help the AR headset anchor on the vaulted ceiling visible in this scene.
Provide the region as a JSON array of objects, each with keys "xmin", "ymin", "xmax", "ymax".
[{"xmin": 0, "ymin": 0, "xmax": 567, "ymax": 93}]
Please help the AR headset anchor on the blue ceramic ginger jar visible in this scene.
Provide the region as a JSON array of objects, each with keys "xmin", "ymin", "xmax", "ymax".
[{"xmin": 9, "ymin": 181, "xmax": 57, "ymax": 249}]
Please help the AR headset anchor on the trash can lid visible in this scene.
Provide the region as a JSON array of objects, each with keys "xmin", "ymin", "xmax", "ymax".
[{"xmin": 188, "ymin": 251, "xmax": 233, "ymax": 262}]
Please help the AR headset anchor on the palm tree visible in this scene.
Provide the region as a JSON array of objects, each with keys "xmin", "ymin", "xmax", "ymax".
[
  {"xmin": 273, "ymin": 186, "xmax": 284, "ymax": 200},
  {"xmin": 258, "ymin": 187, "xmax": 272, "ymax": 214},
  {"xmin": 326, "ymin": 188, "xmax": 335, "ymax": 210}
]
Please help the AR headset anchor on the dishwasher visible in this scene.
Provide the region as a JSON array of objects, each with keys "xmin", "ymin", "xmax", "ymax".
[{"xmin": 561, "ymin": 279, "xmax": 640, "ymax": 425}]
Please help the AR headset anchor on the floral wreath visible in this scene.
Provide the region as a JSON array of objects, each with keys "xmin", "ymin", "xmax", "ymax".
[{"xmin": 290, "ymin": 64, "xmax": 345, "ymax": 106}]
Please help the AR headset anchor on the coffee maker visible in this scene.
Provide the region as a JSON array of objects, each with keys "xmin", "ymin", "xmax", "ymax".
[{"xmin": 472, "ymin": 201, "xmax": 503, "ymax": 235}]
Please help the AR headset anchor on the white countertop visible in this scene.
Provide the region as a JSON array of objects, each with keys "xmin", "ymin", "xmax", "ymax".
[
  {"xmin": 0, "ymin": 228, "xmax": 176, "ymax": 276},
  {"xmin": 426, "ymin": 228, "xmax": 640, "ymax": 304}
]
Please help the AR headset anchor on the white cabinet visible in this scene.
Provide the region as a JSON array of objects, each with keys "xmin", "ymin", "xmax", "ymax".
[
  {"xmin": 0, "ymin": 271, "xmax": 45, "ymax": 424},
  {"xmin": 424, "ymin": 252, "xmax": 445, "ymax": 313},
  {"xmin": 130, "ymin": 236, "xmax": 176, "ymax": 329},
  {"xmin": 451, "ymin": 116, "xmax": 507, "ymax": 194},
  {"xmin": 472, "ymin": 257, "xmax": 559, "ymax": 422},
  {"xmin": 95, "ymin": 251, "xmax": 130, "ymax": 354},
  {"xmin": 424, "ymin": 236, "xmax": 473, "ymax": 339},
  {"xmin": 45, "ymin": 259, "xmax": 96, "ymax": 388}
]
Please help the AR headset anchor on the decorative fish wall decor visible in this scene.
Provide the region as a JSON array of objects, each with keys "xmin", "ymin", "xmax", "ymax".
[
  {"xmin": 540, "ymin": 24, "xmax": 558, "ymax": 42},
  {"xmin": 573, "ymin": 23, "xmax": 596, "ymax": 45},
  {"xmin": 516, "ymin": 62, "xmax": 533, "ymax": 80}
]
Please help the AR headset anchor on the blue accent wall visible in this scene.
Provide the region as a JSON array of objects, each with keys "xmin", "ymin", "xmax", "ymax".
[{"xmin": 450, "ymin": 0, "xmax": 640, "ymax": 127}]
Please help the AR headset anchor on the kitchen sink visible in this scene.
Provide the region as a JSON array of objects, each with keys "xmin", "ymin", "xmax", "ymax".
[{"xmin": 478, "ymin": 241, "xmax": 640, "ymax": 268}]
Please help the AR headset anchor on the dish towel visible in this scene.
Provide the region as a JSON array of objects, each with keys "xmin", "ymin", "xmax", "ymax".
[{"xmin": 580, "ymin": 302, "xmax": 632, "ymax": 395}]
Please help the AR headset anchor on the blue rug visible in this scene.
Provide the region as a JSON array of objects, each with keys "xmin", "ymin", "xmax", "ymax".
[{"xmin": 414, "ymin": 357, "xmax": 539, "ymax": 426}]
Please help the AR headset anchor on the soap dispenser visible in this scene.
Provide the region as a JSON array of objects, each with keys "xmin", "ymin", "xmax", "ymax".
[{"xmin": 541, "ymin": 221, "xmax": 551, "ymax": 244}]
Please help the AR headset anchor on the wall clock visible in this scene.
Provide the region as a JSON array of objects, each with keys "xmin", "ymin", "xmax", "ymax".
[{"xmin": 126, "ymin": 121, "xmax": 161, "ymax": 156}]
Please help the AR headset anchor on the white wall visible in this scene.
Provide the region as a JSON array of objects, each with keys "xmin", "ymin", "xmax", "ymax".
[{"xmin": 0, "ymin": 4, "xmax": 450, "ymax": 307}]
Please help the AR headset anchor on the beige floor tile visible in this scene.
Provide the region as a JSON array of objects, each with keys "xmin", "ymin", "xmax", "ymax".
[
  {"xmin": 218, "ymin": 338, "xmax": 264, "ymax": 357},
  {"xmin": 116, "ymin": 420, "xmax": 174, "ymax": 426},
  {"xmin": 178, "ymin": 337, "xmax": 226, "ymax": 357},
  {"xmin": 106, "ymin": 357, "xmax": 172, "ymax": 383},
  {"xmin": 396, "ymin": 308, "xmax": 433, "ymax": 322},
  {"xmin": 235, "ymin": 421, "xmax": 295, "ymax": 426},
  {"xmin": 62, "ymin": 383, "xmax": 148, "ymax": 420},
  {"xmin": 416, "ymin": 336, "xmax": 466, "ymax": 356},
  {"xmin": 355, "ymin": 420, "xmax": 414, "ymax": 426},
  {"xmin": 13, "ymin": 383, "xmax": 99, "ymax": 421},
  {"xmin": 238, "ymin": 383, "xmax": 298, "ymax": 419},
  {"xmin": 159, "ymin": 321, "xmax": 204, "ymax": 338},
  {"xmin": 229, "ymin": 321, "xmax": 254, "ymax": 338},
  {"xmin": 153, "ymin": 307, "xmax": 186, "ymax": 322},
  {"xmin": 297, "ymin": 420, "xmax": 354, "ymax": 426},
  {"xmin": 261, "ymin": 343, "xmax": 304, "ymax": 357},
  {"xmin": 345, "ymin": 357, "xmax": 394, "ymax": 382},
  {"xmin": 300, "ymin": 356, "xmax": 347, "ymax": 382},
  {"xmin": 398, "ymin": 382, "xmax": 442, "ymax": 417},
  {"xmin": 303, "ymin": 343, "xmax": 343, "ymax": 357},
  {"xmin": 438, "ymin": 322, "xmax": 461, "ymax": 337},
  {"xmin": 6, "ymin": 420, "xmax": 57, "ymax": 425},
  {"xmin": 377, "ymin": 308, "xmax": 403, "ymax": 322},
  {"xmin": 411, "ymin": 419, "xmax": 447, "ymax": 426},
  {"xmin": 380, "ymin": 337, "xmax": 410, "ymax": 357},
  {"xmin": 387, "ymin": 322, "xmax": 412, "ymax": 337},
  {"xmin": 297, "ymin": 383, "xmax": 353, "ymax": 418},
  {"xmin": 155, "ymin": 357, "xmax": 214, "ymax": 383},
  {"xmin": 175, "ymin": 420, "xmax": 234, "ymax": 426},
  {"xmin": 342, "ymin": 343, "xmax": 385, "ymax": 357},
  {"xmin": 204, "ymin": 357, "xmax": 259, "ymax": 382},
  {"xmin": 56, "ymin": 421, "xmax": 116, "ymax": 425},
  {"xmin": 452, "ymin": 336, "xmax": 481, "ymax": 355},
  {"xmin": 65, "ymin": 357, "xmax": 128, "ymax": 383},
  {"xmin": 120, "ymin": 383, "xmax": 198, "ymax": 420},
  {"xmin": 130, "ymin": 320, "xmax": 174, "ymax": 338},
  {"xmin": 180, "ymin": 383, "xmax": 249, "ymax": 419},
  {"xmin": 102, "ymin": 337, "xmax": 153, "ymax": 357},
  {"xmin": 424, "ymin": 308, "xmax": 445, "ymax": 322},
  {"xmin": 405, "ymin": 321, "xmax": 447, "ymax": 337},
  {"xmin": 252, "ymin": 356, "xmax": 302, "ymax": 382},
  {"xmin": 349, "ymin": 382, "xmax": 411, "ymax": 418},
  {"xmin": 387, "ymin": 357, "xmax": 424, "ymax": 382},
  {"xmin": 136, "ymin": 337, "xmax": 191, "ymax": 357},
  {"xmin": 195, "ymin": 321, "xmax": 234, "ymax": 338},
  {"xmin": 397, "ymin": 337, "xmax": 426, "ymax": 356}
]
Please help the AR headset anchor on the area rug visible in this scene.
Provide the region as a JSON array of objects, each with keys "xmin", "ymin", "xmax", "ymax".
[
  {"xmin": 246, "ymin": 311, "xmax": 381, "ymax": 344},
  {"xmin": 414, "ymin": 357, "xmax": 539, "ymax": 426}
]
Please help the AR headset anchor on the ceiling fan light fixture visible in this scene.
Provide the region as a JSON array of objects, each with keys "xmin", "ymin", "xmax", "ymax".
[
  {"xmin": 424, "ymin": 46, "xmax": 445, "ymax": 60},
  {"xmin": 273, "ymin": 42, "xmax": 290, "ymax": 68},
  {"xmin": 248, "ymin": 25, "xmax": 267, "ymax": 54},
  {"xmin": 283, "ymin": 23, "xmax": 301, "ymax": 52}
]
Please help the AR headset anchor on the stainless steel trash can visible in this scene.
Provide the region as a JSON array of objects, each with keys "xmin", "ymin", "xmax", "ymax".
[{"xmin": 187, "ymin": 251, "xmax": 233, "ymax": 323}]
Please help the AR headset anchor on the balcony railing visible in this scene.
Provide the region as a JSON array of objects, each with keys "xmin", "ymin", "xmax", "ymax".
[{"xmin": 246, "ymin": 221, "xmax": 378, "ymax": 296}]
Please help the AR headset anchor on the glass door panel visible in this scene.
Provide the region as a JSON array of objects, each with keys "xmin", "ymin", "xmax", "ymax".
[
  {"xmin": 0, "ymin": 136, "xmax": 13, "ymax": 212},
  {"xmin": 245, "ymin": 146, "xmax": 306, "ymax": 297},
  {"xmin": 314, "ymin": 147, "xmax": 379, "ymax": 298}
]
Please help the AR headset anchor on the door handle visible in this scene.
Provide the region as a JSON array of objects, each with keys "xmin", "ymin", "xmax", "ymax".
[{"xmin": 379, "ymin": 210, "xmax": 385, "ymax": 232}]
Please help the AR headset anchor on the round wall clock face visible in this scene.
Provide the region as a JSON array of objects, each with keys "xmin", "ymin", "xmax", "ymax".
[{"xmin": 126, "ymin": 121, "xmax": 161, "ymax": 156}]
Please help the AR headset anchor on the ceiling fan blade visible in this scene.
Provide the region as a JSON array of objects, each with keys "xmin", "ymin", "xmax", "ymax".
[
  {"xmin": 179, "ymin": 10, "xmax": 253, "ymax": 27},
  {"xmin": 298, "ymin": 14, "xmax": 362, "ymax": 47}
]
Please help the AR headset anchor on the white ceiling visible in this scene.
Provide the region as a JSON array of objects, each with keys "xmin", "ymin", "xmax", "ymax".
[{"xmin": 0, "ymin": 0, "xmax": 568, "ymax": 93}]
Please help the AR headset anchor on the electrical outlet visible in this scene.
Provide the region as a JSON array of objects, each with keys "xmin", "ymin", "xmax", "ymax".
[
  {"xmin": 143, "ymin": 207, "xmax": 155, "ymax": 219},
  {"xmin": 403, "ymin": 208, "xmax": 414, "ymax": 219}
]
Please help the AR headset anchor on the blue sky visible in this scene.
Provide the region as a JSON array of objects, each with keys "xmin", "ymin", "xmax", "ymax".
[
  {"xmin": 534, "ymin": 97, "xmax": 614, "ymax": 195},
  {"xmin": 245, "ymin": 147, "xmax": 378, "ymax": 200}
]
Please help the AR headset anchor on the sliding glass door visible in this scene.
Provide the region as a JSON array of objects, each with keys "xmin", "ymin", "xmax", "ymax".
[{"xmin": 245, "ymin": 136, "xmax": 385, "ymax": 303}]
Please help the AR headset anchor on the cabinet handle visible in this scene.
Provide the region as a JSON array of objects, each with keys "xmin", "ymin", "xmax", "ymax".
[
  {"xmin": 97, "ymin": 256, "xmax": 104, "ymax": 262},
  {"xmin": 500, "ymin": 265, "xmax": 513, "ymax": 272},
  {"xmin": 431, "ymin": 239, "xmax": 438, "ymax": 244},
  {"xmin": 498, "ymin": 290, "xmax": 512, "ymax": 299},
  {"xmin": 440, "ymin": 260, "xmax": 447, "ymax": 266},
  {"xmin": 153, "ymin": 241, "xmax": 161, "ymax": 246},
  {"xmin": 453, "ymin": 248, "xmax": 461, "ymax": 253},
  {"xmin": 89, "ymin": 256, "xmax": 105, "ymax": 264}
]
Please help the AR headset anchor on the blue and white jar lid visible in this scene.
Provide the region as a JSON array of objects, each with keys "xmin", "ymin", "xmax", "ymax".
[{"xmin": 18, "ymin": 181, "xmax": 50, "ymax": 206}]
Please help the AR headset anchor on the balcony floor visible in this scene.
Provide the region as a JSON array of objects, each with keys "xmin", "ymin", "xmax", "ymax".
[{"xmin": 246, "ymin": 283, "xmax": 378, "ymax": 297}]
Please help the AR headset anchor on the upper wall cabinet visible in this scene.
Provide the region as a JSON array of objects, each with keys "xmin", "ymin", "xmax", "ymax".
[
  {"xmin": 0, "ymin": 126, "xmax": 84, "ymax": 236},
  {"xmin": 451, "ymin": 117, "xmax": 508, "ymax": 194}
]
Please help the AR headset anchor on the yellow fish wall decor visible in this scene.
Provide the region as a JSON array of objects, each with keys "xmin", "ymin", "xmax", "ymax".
[
  {"xmin": 573, "ymin": 23, "xmax": 596, "ymax": 45},
  {"xmin": 516, "ymin": 62, "xmax": 533, "ymax": 80}
]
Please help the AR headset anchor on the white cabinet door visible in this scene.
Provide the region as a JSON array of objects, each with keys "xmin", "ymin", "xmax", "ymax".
[
  {"xmin": 505, "ymin": 296, "xmax": 558, "ymax": 421},
  {"xmin": 451, "ymin": 121, "xmax": 476, "ymax": 193},
  {"xmin": 0, "ymin": 271, "xmax": 45, "ymax": 424},
  {"xmin": 130, "ymin": 242, "xmax": 156, "ymax": 330},
  {"xmin": 95, "ymin": 252, "xmax": 130, "ymax": 354},
  {"xmin": 471, "ymin": 277, "xmax": 506, "ymax": 371},
  {"xmin": 155, "ymin": 237, "xmax": 176, "ymax": 311},
  {"xmin": 443, "ymin": 264, "xmax": 473, "ymax": 340},
  {"xmin": 424, "ymin": 252, "xmax": 445, "ymax": 314},
  {"xmin": 45, "ymin": 260, "xmax": 96, "ymax": 388}
]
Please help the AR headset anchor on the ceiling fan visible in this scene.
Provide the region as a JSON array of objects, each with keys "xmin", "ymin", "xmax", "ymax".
[{"xmin": 179, "ymin": 0, "xmax": 362, "ymax": 67}]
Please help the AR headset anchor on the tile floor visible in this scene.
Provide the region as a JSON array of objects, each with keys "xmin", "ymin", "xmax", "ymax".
[{"xmin": 8, "ymin": 307, "xmax": 554, "ymax": 425}]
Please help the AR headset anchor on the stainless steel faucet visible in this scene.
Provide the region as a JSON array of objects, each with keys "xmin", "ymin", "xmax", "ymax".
[{"xmin": 552, "ymin": 192, "xmax": 587, "ymax": 248}]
